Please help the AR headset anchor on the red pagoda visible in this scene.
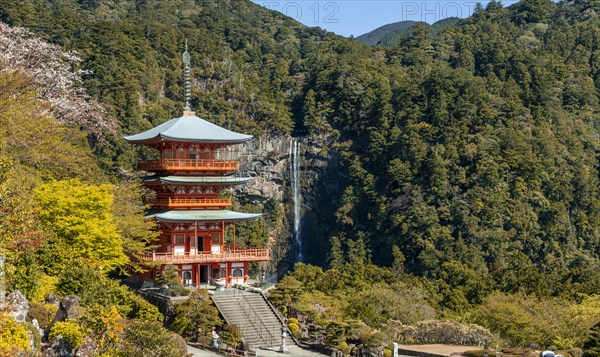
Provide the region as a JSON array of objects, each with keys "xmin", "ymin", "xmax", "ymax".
[{"xmin": 125, "ymin": 43, "xmax": 269, "ymax": 288}]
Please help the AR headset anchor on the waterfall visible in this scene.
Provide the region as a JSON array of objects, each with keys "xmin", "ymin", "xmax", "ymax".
[{"xmin": 290, "ymin": 138, "xmax": 302, "ymax": 262}]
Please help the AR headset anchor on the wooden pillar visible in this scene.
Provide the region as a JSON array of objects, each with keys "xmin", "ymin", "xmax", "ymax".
[
  {"xmin": 221, "ymin": 220, "xmax": 225, "ymax": 250},
  {"xmin": 244, "ymin": 262, "xmax": 248, "ymax": 283},
  {"xmin": 194, "ymin": 221, "xmax": 198, "ymax": 250},
  {"xmin": 196, "ymin": 264, "xmax": 201, "ymax": 289},
  {"xmin": 226, "ymin": 262, "xmax": 231, "ymax": 287}
]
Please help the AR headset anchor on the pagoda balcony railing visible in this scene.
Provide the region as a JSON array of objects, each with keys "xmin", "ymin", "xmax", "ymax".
[
  {"xmin": 134, "ymin": 248, "xmax": 270, "ymax": 264},
  {"xmin": 146, "ymin": 197, "xmax": 232, "ymax": 209},
  {"xmin": 139, "ymin": 159, "xmax": 238, "ymax": 172}
]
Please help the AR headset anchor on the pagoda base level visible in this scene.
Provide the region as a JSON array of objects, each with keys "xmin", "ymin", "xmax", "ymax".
[{"xmin": 133, "ymin": 261, "xmax": 257, "ymax": 288}]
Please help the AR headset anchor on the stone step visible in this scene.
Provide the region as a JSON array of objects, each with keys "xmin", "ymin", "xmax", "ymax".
[{"xmin": 211, "ymin": 291, "xmax": 290, "ymax": 348}]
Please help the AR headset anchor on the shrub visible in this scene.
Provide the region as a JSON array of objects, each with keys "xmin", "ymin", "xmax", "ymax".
[
  {"xmin": 58, "ymin": 266, "xmax": 163, "ymax": 322},
  {"xmin": 157, "ymin": 266, "xmax": 181, "ymax": 286},
  {"xmin": 28, "ymin": 302, "xmax": 53, "ymax": 329},
  {"xmin": 361, "ymin": 330, "xmax": 388, "ymax": 350},
  {"xmin": 471, "ymin": 292, "xmax": 597, "ymax": 347},
  {"xmin": 128, "ymin": 294, "xmax": 162, "ymax": 322},
  {"xmin": 120, "ymin": 319, "xmax": 186, "ymax": 357},
  {"xmin": 323, "ymin": 320, "xmax": 349, "ymax": 346},
  {"xmin": 166, "ymin": 285, "xmax": 190, "ymax": 297},
  {"xmin": 337, "ymin": 341, "xmax": 351, "ymax": 356},
  {"xmin": 0, "ymin": 312, "xmax": 30, "ymax": 355},
  {"xmin": 220, "ymin": 324, "xmax": 243, "ymax": 348},
  {"xmin": 346, "ymin": 283, "xmax": 435, "ymax": 328},
  {"xmin": 170, "ymin": 289, "xmax": 221, "ymax": 342},
  {"xmin": 402, "ymin": 320, "xmax": 493, "ymax": 346},
  {"xmin": 78, "ymin": 305, "xmax": 124, "ymax": 355},
  {"xmin": 49, "ymin": 321, "xmax": 84, "ymax": 351},
  {"xmin": 287, "ymin": 318, "xmax": 300, "ymax": 338}
]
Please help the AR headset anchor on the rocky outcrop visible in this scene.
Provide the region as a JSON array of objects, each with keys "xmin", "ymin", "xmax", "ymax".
[
  {"xmin": 43, "ymin": 336, "xmax": 71, "ymax": 357},
  {"xmin": 50, "ymin": 296, "xmax": 82, "ymax": 327},
  {"xmin": 45, "ymin": 293, "xmax": 60, "ymax": 306},
  {"xmin": 6, "ymin": 290, "xmax": 29, "ymax": 323},
  {"xmin": 238, "ymin": 136, "xmax": 294, "ymax": 203},
  {"xmin": 74, "ymin": 337, "xmax": 95, "ymax": 357}
]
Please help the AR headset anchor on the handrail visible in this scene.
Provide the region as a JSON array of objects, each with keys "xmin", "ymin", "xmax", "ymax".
[
  {"xmin": 134, "ymin": 248, "xmax": 269, "ymax": 264},
  {"xmin": 139, "ymin": 158, "xmax": 238, "ymax": 171},
  {"xmin": 238, "ymin": 292, "xmax": 277, "ymax": 347},
  {"xmin": 261, "ymin": 291, "xmax": 299, "ymax": 346},
  {"xmin": 148, "ymin": 197, "xmax": 232, "ymax": 209}
]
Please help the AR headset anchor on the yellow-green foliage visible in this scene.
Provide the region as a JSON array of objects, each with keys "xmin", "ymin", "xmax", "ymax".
[
  {"xmin": 471, "ymin": 292, "xmax": 600, "ymax": 347},
  {"xmin": 35, "ymin": 179, "xmax": 128, "ymax": 272},
  {"xmin": 0, "ymin": 312, "xmax": 30, "ymax": 355},
  {"xmin": 57, "ymin": 267, "xmax": 163, "ymax": 322},
  {"xmin": 79, "ymin": 305, "xmax": 124, "ymax": 356},
  {"xmin": 287, "ymin": 318, "xmax": 300, "ymax": 338},
  {"xmin": 120, "ymin": 319, "xmax": 185, "ymax": 357},
  {"xmin": 346, "ymin": 282, "xmax": 435, "ymax": 327},
  {"xmin": 294, "ymin": 290, "xmax": 345, "ymax": 324},
  {"xmin": 49, "ymin": 321, "xmax": 85, "ymax": 350},
  {"xmin": 31, "ymin": 274, "xmax": 59, "ymax": 304},
  {"xmin": 337, "ymin": 341, "xmax": 350, "ymax": 356},
  {"xmin": 111, "ymin": 181, "xmax": 159, "ymax": 273}
]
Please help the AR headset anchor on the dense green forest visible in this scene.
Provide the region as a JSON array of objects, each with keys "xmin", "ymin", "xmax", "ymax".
[{"xmin": 1, "ymin": 0, "xmax": 600, "ymax": 353}]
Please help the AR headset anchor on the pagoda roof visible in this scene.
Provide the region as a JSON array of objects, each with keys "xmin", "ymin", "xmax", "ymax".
[
  {"xmin": 124, "ymin": 114, "xmax": 252, "ymax": 144},
  {"xmin": 146, "ymin": 210, "xmax": 262, "ymax": 223},
  {"xmin": 143, "ymin": 175, "xmax": 251, "ymax": 185}
]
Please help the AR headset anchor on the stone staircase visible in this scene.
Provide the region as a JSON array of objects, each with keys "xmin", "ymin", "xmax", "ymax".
[{"xmin": 211, "ymin": 290, "xmax": 293, "ymax": 348}]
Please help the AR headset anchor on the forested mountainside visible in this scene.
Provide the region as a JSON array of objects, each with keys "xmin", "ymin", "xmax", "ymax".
[
  {"xmin": 355, "ymin": 20, "xmax": 426, "ymax": 45},
  {"xmin": 376, "ymin": 17, "xmax": 462, "ymax": 47},
  {"xmin": 1, "ymin": 0, "xmax": 600, "ymax": 351},
  {"xmin": 356, "ymin": 17, "xmax": 461, "ymax": 47}
]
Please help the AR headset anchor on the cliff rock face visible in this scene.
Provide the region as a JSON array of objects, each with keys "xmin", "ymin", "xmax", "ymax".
[
  {"xmin": 236, "ymin": 135, "xmax": 340, "ymax": 272},
  {"xmin": 238, "ymin": 137, "xmax": 294, "ymax": 203}
]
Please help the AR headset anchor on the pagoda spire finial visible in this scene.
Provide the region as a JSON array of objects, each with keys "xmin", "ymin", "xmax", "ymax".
[{"xmin": 182, "ymin": 38, "xmax": 194, "ymax": 116}]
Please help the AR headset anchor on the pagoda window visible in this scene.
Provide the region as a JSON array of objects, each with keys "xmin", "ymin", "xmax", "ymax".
[
  {"xmin": 174, "ymin": 234, "xmax": 185, "ymax": 245},
  {"xmin": 189, "ymin": 146, "xmax": 201, "ymax": 159},
  {"xmin": 232, "ymin": 269, "xmax": 243, "ymax": 277},
  {"xmin": 164, "ymin": 149, "xmax": 174, "ymax": 159},
  {"xmin": 176, "ymin": 148, "xmax": 185, "ymax": 159},
  {"xmin": 211, "ymin": 234, "xmax": 220, "ymax": 244}
]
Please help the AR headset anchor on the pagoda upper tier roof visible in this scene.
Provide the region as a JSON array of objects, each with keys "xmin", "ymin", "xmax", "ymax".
[
  {"xmin": 146, "ymin": 210, "xmax": 262, "ymax": 223},
  {"xmin": 144, "ymin": 175, "xmax": 251, "ymax": 185},
  {"xmin": 124, "ymin": 114, "xmax": 253, "ymax": 144}
]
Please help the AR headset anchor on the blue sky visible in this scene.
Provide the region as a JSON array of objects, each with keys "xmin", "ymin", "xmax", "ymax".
[{"xmin": 250, "ymin": 1, "xmax": 518, "ymax": 37}]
